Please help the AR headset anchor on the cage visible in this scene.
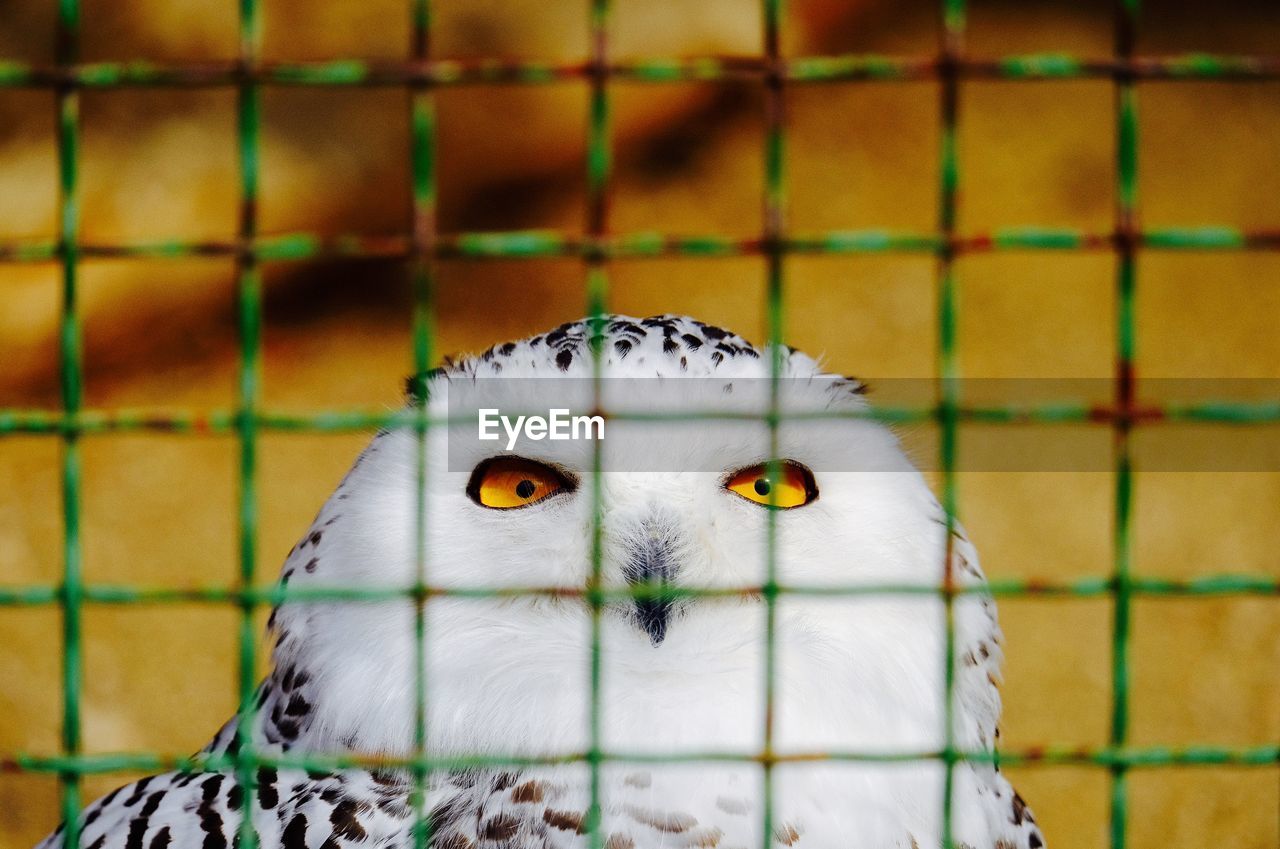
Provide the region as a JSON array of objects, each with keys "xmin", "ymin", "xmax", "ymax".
[{"xmin": 0, "ymin": 1, "xmax": 1277, "ymax": 848}]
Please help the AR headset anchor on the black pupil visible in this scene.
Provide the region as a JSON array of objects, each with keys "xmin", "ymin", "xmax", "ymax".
[
  {"xmin": 753, "ymin": 478, "xmax": 771, "ymax": 496},
  {"xmin": 515, "ymin": 479, "xmax": 537, "ymax": 499}
]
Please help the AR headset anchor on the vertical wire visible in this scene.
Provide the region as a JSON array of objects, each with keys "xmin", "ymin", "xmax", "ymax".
[
  {"xmin": 408, "ymin": 1, "xmax": 437, "ymax": 846},
  {"xmin": 761, "ymin": 1, "xmax": 785, "ymax": 847},
  {"xmin": 1110, "ymin": 2, "xmax": 1139, "ymax": 848},
  {"xmin": 937, "ymin": 1, "xmax": 966, "ymax": 846},
  {"xmin": 235, "ymin": 1, "xmax": 263, "ymax": 846},
  {"xmin": 585, "ymin": 2, "xmax": 612, "ymax": 847},
  {"xmin": 54, "ymin": 0, "xmax": 83, "ymax": 844}
]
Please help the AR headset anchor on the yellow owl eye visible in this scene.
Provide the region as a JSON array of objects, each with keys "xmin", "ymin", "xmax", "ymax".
[
  {"xmin": 468, "ymin": 457, "xmax": 573, "ymax": 509},
  {"xmin": 725, "ymin": 462, "xmax": 817, "ymax": 509}
]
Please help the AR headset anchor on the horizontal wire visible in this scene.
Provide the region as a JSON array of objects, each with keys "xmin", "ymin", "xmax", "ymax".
[
  {"xmin": 2, "ymin": 744, "xmax": 1275, "ymax": 776},
  {"xmin": 0, "ymin": 53, "xmax": 1277, "ymax": 88},
  {"xmin": 0, "ymin": 574, "xmax": 1275, "ymax": 608},
  {"xmin": 1, "ymin": 399, "xmax": 1279, "ymax": 436},
  {"xmin": 1, "ymin": 227, "xmax": 1279, "ymax": 264}
]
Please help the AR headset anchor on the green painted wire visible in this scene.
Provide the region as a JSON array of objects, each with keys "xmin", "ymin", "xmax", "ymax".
[
  {"xmin": 4, "ymin": 399, "xmax": 1280, "ymax": 439},
  {"xmin": 1111, "ymin": 1, "xmax": 1142, "ymax": 847},
  {"xmin": 0, "ymin": 225, "xmax": 1276, "ymax": 265},
  {"xmin": 0, "ymin": 51, "xmax": 1276, "ymax": 89},
  {"xmin": 55, "ymin": 0, "xmax": 84, "ymax": 843},
  {"xmin": 1109, "ymin": 2, "xmax": 1141, "ymax": 848},
  {"xmin": 584, "ymin": 2, "xmax": 612, "ymax": 846},
  {"xmin": 937, "ymin": 0, "xmax": 966, "ymax": 845},
  {"xmin": 0, "ymin": 573, "xmax": 1276, "ymax": 610},
  {"xmin": 408, "ymin": 2, "xmax": 436, "ymax": 847},
  {"xmin": 585, "ymin": 286, "xmax": 608, "ymax": 849},
  {"xmin": 760, "ymin": 2, "xmax": 787, "ymax": 848},
  {"xmin": 234, "ymin": 1, "xmax": 263, "ymax": 847},
  {"xmin": 7, "ymin": 743, "xmax": 1276, "ymax": 779}
]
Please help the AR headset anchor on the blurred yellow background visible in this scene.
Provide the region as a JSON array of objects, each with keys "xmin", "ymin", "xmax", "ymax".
[{"xmin": 1, "ymin": 1, "xmax": 1277, "ymax": 847}]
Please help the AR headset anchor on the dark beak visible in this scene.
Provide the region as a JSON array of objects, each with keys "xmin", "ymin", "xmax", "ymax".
[
  {"xmin": 622, "ymin": 517, "xmax": 680, "ymax": 646},
  {"xmin": 633, "ymin": 595, "xmax": 673, "ymax": 646}
]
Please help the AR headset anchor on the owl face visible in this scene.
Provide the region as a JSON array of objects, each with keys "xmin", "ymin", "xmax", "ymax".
[
  {"xmin": 276, "ymin": 316, "xmax": 987, "ymax": 763},
  {"xmin": 50, "ymin": 313, "xmax": 1031, "ymax": 849}
]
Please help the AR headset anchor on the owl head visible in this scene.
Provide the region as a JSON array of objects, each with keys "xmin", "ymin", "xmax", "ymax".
[{"xmin": 269, "ymin": 314, "xmax": 1002, "ymax": 769}]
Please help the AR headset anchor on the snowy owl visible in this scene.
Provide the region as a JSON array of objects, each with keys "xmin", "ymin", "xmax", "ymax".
[{"xmin": 39, "ymin": 314, "xmax": 1044, "ymax": 849}]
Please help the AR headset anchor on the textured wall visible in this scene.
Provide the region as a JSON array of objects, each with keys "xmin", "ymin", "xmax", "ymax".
[{"xmin": 1, "ymin": 2, "xmax": 1277, "ymax": 847}]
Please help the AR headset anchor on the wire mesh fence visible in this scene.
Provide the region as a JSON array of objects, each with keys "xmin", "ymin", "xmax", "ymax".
[{"xmin": 0, "ymin": 1, "xmax": 1277, "ymax": 848}]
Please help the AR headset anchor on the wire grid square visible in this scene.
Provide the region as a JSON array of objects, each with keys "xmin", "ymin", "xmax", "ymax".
[
  {"xmin": 0, "ymin": 2, "xmax": 1277, "ymax": 849},
  {"xmin": 1138, "ymin": 80, "xmax": 1280, "ymax": 227},
  {"xmin": 435, "ymin": 82, "xmax": 588, "ymax": 234},
  {"xmin": 786, "ymin": 81, "xmax": 939, "ymax": 234},
  {"xmin": 959, "ymin": 79, "xmax": 1114, "ymax": 233}
]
